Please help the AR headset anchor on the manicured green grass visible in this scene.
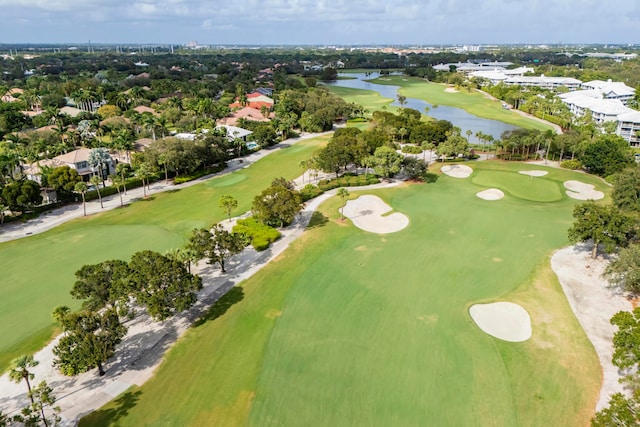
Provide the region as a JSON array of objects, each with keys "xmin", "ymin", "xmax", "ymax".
[
  {"xmin": 0, "ymin": 136, "xmax": 328, "ymax": 372},
  {"xmin": 84, "ymin": 160, "xmax": 604, "ymax": 426},
  {"xmin": 323, "ymin": 85, "xmax": 398, "ymax": 114},
  {"xmin": 368, "ymin": 75, "xmax": 554, "ymax": 132}
]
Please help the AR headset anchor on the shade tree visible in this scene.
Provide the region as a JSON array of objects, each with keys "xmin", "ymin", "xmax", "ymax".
[
  {"xmin": 52, "ymin": 307, "xmax": 127, "ymax": 376},
  {"xmin": 252, "ymin": 177, "xmax": 303, "ymax": 227},
  {"xmin": 567, "ymin": 202, "xmax": 637, "ymax": 259},
  {"xmin": 128, "ymin": 250, "xmax": 203, "ymax": 321}
]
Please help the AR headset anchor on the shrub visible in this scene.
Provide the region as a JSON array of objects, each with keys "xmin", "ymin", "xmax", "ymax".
[
  {"xmin": 233, "ymin": 217, "xmax": 281, "ymax": 251},
  {"xmin": 560, "ymin": 159, "xmax": 582, "ymax": 170},
  {"xmin": 401, "ymin": 145, "xmax": 423, "ymax": 154}
]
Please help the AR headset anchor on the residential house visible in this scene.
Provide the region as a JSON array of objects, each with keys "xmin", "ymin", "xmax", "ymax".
[
  {"xmin": 26, "ymin": 148, "xmax": 115, "ymax": 183},
  {"xmin": 218, "ymin": 106, "xmax": 273, "ymax": 127}
]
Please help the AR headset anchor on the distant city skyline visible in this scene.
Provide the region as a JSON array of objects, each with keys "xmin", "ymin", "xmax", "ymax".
[{"xmin": 1, "ymin": 0, "xmax": 639, "ymax": 46}]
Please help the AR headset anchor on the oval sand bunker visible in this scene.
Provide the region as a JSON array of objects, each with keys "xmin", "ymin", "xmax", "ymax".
[
  {"xmin": 342, "ymin": 195, "xmax": 409, "ymax": 234},
  {"xmin": 441, "ymin": 164, "xmax": 472, "ymax": 178},
  {"xmin": 476, "ymin": 188, "xmax": 504, "ymax": 200},
  {"xmin": 469, "ymin": 302, "xmax": 532, "ymax": 342}
]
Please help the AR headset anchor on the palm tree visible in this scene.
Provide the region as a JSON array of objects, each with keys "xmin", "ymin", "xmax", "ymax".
[
  {"xmin": 88, "ymin": 147, "xmax": 112, "ymax": 187},
  {"xmin": 90, "ymin": 175, "xmax": 103, "ymax": 208},
  {"xmin": 75, "ymin": 182, "xmax": 88, "ymax": 216},
  {"xmin": 337, "ymin": 188, "xmax": 350, "ymax": 220},
  {"xmin": 9, "ymin": 355, "xmax": 39, "ymax": 405},
  {"xmin": 109, "ymin": 174, "xmax": 124, "ymax": 207},
  {"xmin": 135, "ymin": 162, "xmax": 153, "ymax": 198},
  {"xmin": 116, "ymin": 163, "xmax": 130, "ymax": 195}
]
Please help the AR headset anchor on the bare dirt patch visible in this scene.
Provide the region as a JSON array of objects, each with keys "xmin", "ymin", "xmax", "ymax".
[
  {"xmin": 469, "ymin": 302, "xmax": 532, "ymax": 342},
  {"xmin": 342, "ymin": 195, "xmax": 409, "ymax": 234},
  {"xmin": 441, "ymin": 164, "xmax": 473, "ymax": 178},
  {"xmin": 551, "ymin": 245, "xmax": 633, "ymax": 409}
]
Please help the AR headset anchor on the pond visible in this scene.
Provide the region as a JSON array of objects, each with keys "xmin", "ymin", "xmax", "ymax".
[{"xmin": 324, "ymin": 72, "xmax": 520, "ymax": 144}]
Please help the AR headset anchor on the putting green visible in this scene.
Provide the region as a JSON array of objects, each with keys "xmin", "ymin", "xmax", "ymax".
[
  {"xmin": 0, "ymin": 136, "xmax": 328, "ymax": 372},
  {"xmin": 472, "ymin": 170, "xmax": 564, "ymax": 202},
  {"xmin": 83, "ymin": 161, "xmax": 606, "ymax": 427}
]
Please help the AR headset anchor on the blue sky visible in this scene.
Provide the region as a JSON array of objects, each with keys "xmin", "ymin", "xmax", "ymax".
[{"xmin": 1, "ymin": 0, "xmax": 639, "ymax": 45}]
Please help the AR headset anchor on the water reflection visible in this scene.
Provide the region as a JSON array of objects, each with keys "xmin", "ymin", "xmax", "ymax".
[{"xmin": 324, "ymin": 72, "xmax": 520, "ymax": 144}]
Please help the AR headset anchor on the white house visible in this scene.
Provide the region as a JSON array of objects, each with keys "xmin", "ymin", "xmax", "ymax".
[
  {"xmin": 616, "ymin": 110, "xmax": 640, "ymax": 147},
  {"xmin": 503, "ymin": 75, "xmax": 582, "ymax": 91},
  {"xmin": 579, "ymin": 80, "xmax": 635, "ymax": 104}
]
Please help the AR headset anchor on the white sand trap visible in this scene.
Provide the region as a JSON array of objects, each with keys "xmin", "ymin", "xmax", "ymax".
[
  {"xmin": 342, "ymin": 195, "xmax": 409, "ymax": 234},
  {"xmin": 469, "ymin": 302, "xmax": 532, "ymax": 342},
  {"xmin": 444, "ymin": 87, "xmax": 458, "ymax": 93},
  {"xmin": 476, "ymin": 188, "xmax": 504, "ymax": 200},
  {"xmin": 564, "ymin": 180, "xmax": 604, "ymax": 200},
  {"xmin": 441, "ymin": 164, "xmax": 473, "ymax": 178},
  {"xmin": 519, "ymin": 170, "xmax": 548, "ymax": 177}
]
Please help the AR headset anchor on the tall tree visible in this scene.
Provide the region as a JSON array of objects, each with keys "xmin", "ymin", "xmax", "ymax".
[
  {"xmin": 568, "ymin": 202, "xmax": 637, "ymax": 259},
  {"xmin": 187, "ymin": 225, "xmax": 248, "ymax": 273},
  {"xmin": 252, "ymin": 178, "xmax": 303, "ymax": 227},
  {"xmin": 53, "ymin": 308, "xmax": 127, "ymax": 376},
  {"xmin": 219, "ymin": 194, "xmax": 238, "ymax": 222},
  {"xmin": 337, "ymin": 187, "xmax": 349, "ymax": 220},
  {"xmin": 71, "ymin": 260, "xmax": 132, "ymax": 314},
  {"xmin": 369, "ymin": 145, "xmax": 404, "ymax": 179},
  {"xmin": 128, "ymin": 250, "xmax": 202, "ymax": 321},
  {"xmin": 9, "ymin": 355, "xmax": 39, "ymax": 406},
  {"xmin": 89, "ymin": 175, "xmax": 103, "ymax": 209},
  {"xmin": 74, "ymin": 181, "xmax": 88, "ymax": 216},
  {"xmin": 612, "ymin": 167, "xmax": 640, "ymax": 214}
]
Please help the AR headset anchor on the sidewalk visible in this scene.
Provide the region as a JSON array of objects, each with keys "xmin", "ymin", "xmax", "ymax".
[{"xmin": 0, "ymin": 131, "xmax": 333, "ymax": 243}]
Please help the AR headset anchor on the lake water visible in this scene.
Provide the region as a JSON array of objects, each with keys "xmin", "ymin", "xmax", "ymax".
[{"xmin": 324, "ymin": 72, "xmax": 519, "ymax": 144}]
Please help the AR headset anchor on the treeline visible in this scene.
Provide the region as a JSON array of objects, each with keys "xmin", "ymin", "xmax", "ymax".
[{"xmin": 565, "ymin": 167, "xmax": 640, "ymax": 425}]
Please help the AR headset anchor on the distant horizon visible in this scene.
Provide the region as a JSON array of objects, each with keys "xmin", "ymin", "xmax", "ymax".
[
  {"xmin": 1, "ymin": 42, "xmax": 639, "ymax": 49},
  {"xmin": 2, "ymin": 0, "xmax": 639, "ymax": 47}
]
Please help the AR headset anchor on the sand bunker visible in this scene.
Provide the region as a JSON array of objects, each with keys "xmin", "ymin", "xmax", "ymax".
[
  {"xmin": 476, "ymin": 188, "xmax": 504, "ymax": 200},
  {"xmin": 469, "ymin": 302, "xmax": 532, "ymax": 342},
  {"xmin": 342, "ymin": 195, "xmax": 409, "ymax": 234},
  {"xmin": 519, "ymin": 170, "xmax": 548, "ymax": 177},
  {"xmin": 444, "ymin": 87, "xmax": 458, "ymax": 93},
  {"xmin": 441, "ymin": 164, "xmax": 473, "ymax": 178},
  {"xmin": 564, "ymin": 180, "xmax": 604, "ymax": 200}
]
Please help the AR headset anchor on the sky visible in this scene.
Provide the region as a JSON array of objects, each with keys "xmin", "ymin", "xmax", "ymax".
[{"xmin": 1, "ymin": 0, "xmax": 639, "ymax": 46}]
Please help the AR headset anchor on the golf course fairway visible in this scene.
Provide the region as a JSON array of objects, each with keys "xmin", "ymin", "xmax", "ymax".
[{"xmin": 82, "ymin": 161, "xmax": 605, "ymax": 426}]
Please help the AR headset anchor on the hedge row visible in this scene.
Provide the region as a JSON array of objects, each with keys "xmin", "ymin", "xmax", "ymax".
[{"xmin": 173, "ymin": 163, "xmax": 227, "ymax": 184}]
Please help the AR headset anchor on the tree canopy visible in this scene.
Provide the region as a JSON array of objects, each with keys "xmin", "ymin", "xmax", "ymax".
[
  {"xmin": 252, "ymin": 177, "xmax": 303, "ymax": 227},
  {"xmin": 128, "ymin": 250, "xmax": 203, "ymax": 321},
  {"xmin": 568, "ymin": 202, "xmax": 637, "ymax": 259}
]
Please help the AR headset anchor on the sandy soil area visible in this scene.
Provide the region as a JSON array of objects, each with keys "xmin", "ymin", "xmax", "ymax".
[
  {"xmin": 469, "ymin": 302, "xmax": 532, "ymax": 342},
  {"xmin": 342, "ymin": 195, "xmax": 409, "ymax": 234},
  {"xmin": 444, "ymin": 87, "xmax": 458, "ymax": 93},
  {"xmin": 476, "ymin": 188, "xmax": 504, "ymax": 200},
  {"xmin": 552, "ymin": 244, "xmax": 632, "ymax": 410},
  {"xmin": 564, "ymin": 180, "xmax": 605, "ymax": 201},
  {"xmin": 519, "ymin": 170, "xmax": 548, "ymax": 177},
  {"xmin": 441, "ymin": 164, "xmax": 473, "ymax": 178}
]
